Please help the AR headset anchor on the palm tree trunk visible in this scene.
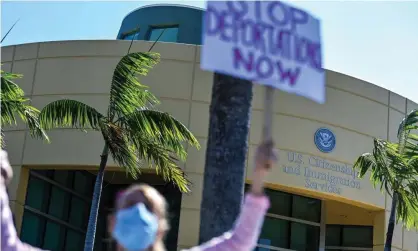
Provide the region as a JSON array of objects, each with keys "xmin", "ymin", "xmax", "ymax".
[
  {"xmin": 199, "ymin": 73, "xmax": 253, "ymax": 243},
  {"xmin": 384, "ymin": 192, "xmax": 398, "ymax": 251},
  {"xmin": 84, "ymin": 144, "xmax": 109, "ymax": 251}
]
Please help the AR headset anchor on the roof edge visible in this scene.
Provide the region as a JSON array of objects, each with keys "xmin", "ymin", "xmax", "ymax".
[{"xmin": 123, "ymin": 4, "xmax": 204, "ymax": 22}]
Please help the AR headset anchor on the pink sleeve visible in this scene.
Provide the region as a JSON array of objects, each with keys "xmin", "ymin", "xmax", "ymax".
[
  {"xmin": 1, "ymin": 151, "xmax": 48, "ymax": 251},
  {"xmin": 186, "ymin": 193, "xmax": 270, "ymax": 251}
]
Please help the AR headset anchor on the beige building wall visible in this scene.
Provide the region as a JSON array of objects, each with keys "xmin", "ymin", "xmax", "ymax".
[{"xmin": 2, "ymin": 40, "xmax": 418, "ymax": 251}]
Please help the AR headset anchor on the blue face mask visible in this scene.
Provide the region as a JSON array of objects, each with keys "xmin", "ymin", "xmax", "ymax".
[{"xmin": 112, "ymin": 203, "xmax": 158, "ymax": 251}]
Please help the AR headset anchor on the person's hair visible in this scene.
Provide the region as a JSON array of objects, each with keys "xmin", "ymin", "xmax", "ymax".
[{"xmin": 116, "ymin": 184, "xmax": 169, "ymax": 251}]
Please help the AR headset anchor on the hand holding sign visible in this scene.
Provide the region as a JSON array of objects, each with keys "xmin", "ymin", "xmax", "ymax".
[{"xmin": 201, "ymin": 1, "xmax": 325, "ymax": 169}]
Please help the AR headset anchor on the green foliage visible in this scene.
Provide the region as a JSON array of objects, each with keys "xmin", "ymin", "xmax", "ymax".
[
  {"xmin": 354, "ymin": 109, "xmax": 418, "ymax": 229},
  {"xmin": 39, "ymin": 52, "xmax": 200, "ymax": 192},
  {"xmin": 1, "ymin": 70, "xmax": 49, "ymax": 148}
]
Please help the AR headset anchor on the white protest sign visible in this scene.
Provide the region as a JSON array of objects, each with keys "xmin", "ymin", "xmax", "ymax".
[{"xmin": 201, "ymin": 1, "xmax": 325, "ymax": 104}]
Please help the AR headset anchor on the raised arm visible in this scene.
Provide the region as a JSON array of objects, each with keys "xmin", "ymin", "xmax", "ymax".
[
  {"xmin": 186, "ymin": 140, "xmax": 276, "ymax": 251},
  {"xmin": 1, "ymin": 151, "xmax": 49, "ymax": 251}
]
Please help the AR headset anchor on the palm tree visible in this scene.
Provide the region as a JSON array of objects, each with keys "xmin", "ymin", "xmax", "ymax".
[
  {"xmin": 354, "ymin": 109, "xmax": 418, "ymax": 251},
  {"xmin": 39, "ymin": 52, "xmax": 200, "ymax": 251},
  {"xmin": 199, "ymin": 73, "xmax": 253, "ymax": 243},
  {"xmin": 1, "ymin": 70, "xmax": 49, "ymax": 148}
]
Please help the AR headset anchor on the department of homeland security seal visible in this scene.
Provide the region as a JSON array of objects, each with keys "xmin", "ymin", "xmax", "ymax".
[{"xmin": 314, "ymin": 128, "xmax": 336, "ymax": 153}]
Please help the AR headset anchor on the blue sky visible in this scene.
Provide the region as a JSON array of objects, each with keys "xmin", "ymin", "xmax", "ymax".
[{"xmin": 2, "ymin": 1, "xmax": 418, "ymax": 104}]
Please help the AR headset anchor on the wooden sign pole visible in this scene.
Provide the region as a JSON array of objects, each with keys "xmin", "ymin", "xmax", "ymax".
[
  {"xmin": 263, "ymin": 86, "xmax": 274, "ymax": 141},
  {"xmin": 262, "ymin": 86, "xmax": 275, "ymax": 169}
]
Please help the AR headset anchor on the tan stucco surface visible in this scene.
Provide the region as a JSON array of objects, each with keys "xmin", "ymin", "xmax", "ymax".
[{"xmin": 2, "ymin": 40, "xmax": 418, "ymax": 251}]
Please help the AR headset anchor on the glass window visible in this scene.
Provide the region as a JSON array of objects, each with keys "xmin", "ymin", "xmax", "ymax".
[
  {"xmin": 42, "ymin": 221, "xmax": 63, "ymax": 251},
  {"xmin": 259, "ymin": 217, "xmax": 289, "ymax": 249},
  {"xmin": 26, "ymin": 176, "xmax": 47, "ymax": 210},
  {"xmin": 325, "ymin": 225, "xmax": 341, "ymax": 246},
  {"xmin": 266, "ymin": 189, "xmax": 291, "ymax": 217},
  {"xmin": 292, "ymin": 195, "xmax": 321, "ymax": 223},
  {"xmin": 148, "ymin": 26, "xmax": 179, "ymax": 43},
  {"xmin": 48, "ymin": 186, "xmax": 69, "ymax": 219},
  {"xmin": 20, "ymin": 211, "xmax": 43, "ymax": 246},
  {"xmin": 326, "ymin": 225, "xmax": 373, "ymax": 248},
  {"xmin": 290, "ymin": 222, "xmax": 320, "ymax": 251},
  {"xmin": 53, "ymin": 170, "xmax": 70, "ymax": 186},
  {"xmin": 342, "ymin": 226, "xmax": 373, "ymax": 248},
  {"xmin": 121, "ymin": 31, "xmax": 140, "ymax": 40},
  {"xmin": 69, "ymin": 196, "xmax": 88, "ymax": 228},
  {"xmin": 73, "ymin": 172, "xmax": 92, "ymax": 195},
  {"xmin": 65, "ymin": 229, "xmax": 84, "ymax": 251}
]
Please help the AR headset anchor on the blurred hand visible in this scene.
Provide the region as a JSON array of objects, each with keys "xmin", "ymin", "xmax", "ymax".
[{"xmin": 250, "ymin": 139, "xmax": 278, "ymax": 195}]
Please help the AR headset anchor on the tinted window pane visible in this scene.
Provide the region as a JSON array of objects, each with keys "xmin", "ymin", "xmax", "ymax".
[
  {"xmin": 26, "ymin": 176, "xmax": 47, "ymax": 210},
  {"xmin": 20, "ymin": 211, "xmax": 43, "ymax": 246},
  {"xmin": 65, "ymin": 230, "xmax": 84, "ymax": 251},
  {"xmin": 48, "ymin": 187, "xmax": 68, "ymax": 219},
  {"xmin": 292, "ymin": 195, "xmax": 321, "ymax": 222},
  {"xmin": 259, "ymin": 217, "xmax": 289, "ymax": 249},
  {"xmin": 32, "ymin": 170, "xmax": 49, "ymax": 176},
  {"xmin": 53, "ymin": 170, "xmax": 69, "ymax": 186},
  {"xmin": 69, "ymin": 196, "xmax": 88, "ymax": 228},
  {"xmin": 123, "ymin": 32, "xmax": 139, "ymax": 40},
  {"xmin": 43, "ymin": 221, "xmax": 62, "ymax": 251},
  {"xmin": 290, "ymin": 222, "xmax": 320, "ymax": 251},
  {"xmin": 265, "ymin": 189, "xmax": 291, "ymax": 217},
  {"xmin": 325, "ymin": 225, "xmax": 341, "ymax": 246},
  {"xmin": 149, "ymin": 27, "xmax": 178, "ymax": 42},
  {"xmin": 74, "ymin": 172, "xmax": 92, "ymax": 195},
  {"xmin": 342, "ymin": 226, "xmax": 373, "ymax": 247}
]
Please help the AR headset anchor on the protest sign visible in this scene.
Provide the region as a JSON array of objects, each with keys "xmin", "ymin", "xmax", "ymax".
[{"xmin": 201, "ymin": 1, "xmax": 325, "ymax": 104}]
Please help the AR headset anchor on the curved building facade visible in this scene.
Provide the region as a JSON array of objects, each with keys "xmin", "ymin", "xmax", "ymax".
[
  {"xmin": 1, "ymin": 4, "xmax": 418, "ymax": 251},
  {"xmin": 117, "ymin": 4, "xmax": 204, "ymax": 45}
]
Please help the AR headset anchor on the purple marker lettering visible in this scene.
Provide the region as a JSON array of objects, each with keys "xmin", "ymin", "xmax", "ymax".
[
  {"xmin": 256, "ymin": 56, "xmax": 274, "ymax": 79},
  {"xmin": 240, "ymin": 19, "xmax": 256, "ymax": 47},
  {"xmin": 233, "ymin": 47, "xmax": 254, "ymax": 72},
  {"xmin": 276, "ymin": 60, "xmax": 301, "ymax": 86},
  {"xmin": 205, "ymin": 6, "xmax": 222, "ymax": 36},
  {"xmin": 267, "ymin": 2, "xmax": 289, "ymax": 27},
  {"xmin": 275, "ymin": 30, "xmax": 292, "ymax": 59},
  {"xmin": 255, "ymin": 1, "xmax": 262, "ymax": 21},
  {"xmin": 226, "ymin": 1, "xmax": 248, "ymax": 19},
  {"xmin": 252, "ymin": 24, "xmax": 266, "ymax": 53},
  {"xmin": 289, "ymin": 7, "xmax": 309, "ymax": 31},
  {"xmin": 307, "ymin": 42, "xmax": 323, "ymax": 72},
  {"xmin": 295, "ymin": 35, "xmax": 308, "ymax": 64},
  {"xmin": 219, "ymin": 11, "xmax": 238, "ymax": 43}
]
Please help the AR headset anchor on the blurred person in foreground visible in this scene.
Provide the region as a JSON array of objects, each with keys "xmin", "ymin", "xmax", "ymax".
[
  {"xmin": 108, "ymin": 139, "xmax": 277, "ymax": 251},
  {"xmin": 1, "ymin": 150, "xmax": 48, "ymax": 251}
]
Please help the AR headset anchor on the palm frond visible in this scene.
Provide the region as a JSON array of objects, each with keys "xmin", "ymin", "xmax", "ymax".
[
  {"xmin": 353, "ymin": 153, "xmax": 376, "ymax": 178},
  {"xmin": 398, "ymin": 109, "xmax": 418, "ymax": 153},
  {"xmin": 100, "ymin": 122, "xmax": 190, "ymax": 192},
  {"xmin": 109, "ymin": 52, "xmax": 160, "ymax": 117},
  {"xmin": 40, "ymin": 99, "xmax": 105, "ymax": 130},
  {"xmin": 396, "ymin": 183, "xmax": 418, "ymax": 229},
  {"xmin": 1, "ymin": 99, "xmax": 49, "ymax": 142},
  {"xmin": 129, "ymin": 134, "xmax": 190, "ymax": 192},
  {"xmin": 100, "ymin": 122, "xmax": 140, "ymax": 178},
  {"xmin": 1, "ymin": 71, "xmax": 24, "ymax": 99},
  {"xmin": 119, "ymin": 109, "xmax": 200, "ymax": 160}
]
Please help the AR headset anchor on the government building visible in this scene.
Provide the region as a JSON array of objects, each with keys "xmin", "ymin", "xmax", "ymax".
[{"xmin": 2, "ymin": 4, "xmax": 417, "ymax": 251}]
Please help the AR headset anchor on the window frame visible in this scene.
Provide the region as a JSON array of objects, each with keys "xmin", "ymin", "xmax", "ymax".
[
  {"xmin": 245, "ymin": 185, "xmax": 322, "ymax": 251},
  {"xmin": 21, "ymin": 170, "xmax": 108, "ymax": 251},
  {"xmin": 325, "ymin": 224, "xmax": 373, "ymax": 251},
  {"xmin": 120, "ymin": 27, "xmax": 140, "ymax": 40},
  {"xmin": 146, "ymin": 24, "xmax": 179, "ymax": 43}
]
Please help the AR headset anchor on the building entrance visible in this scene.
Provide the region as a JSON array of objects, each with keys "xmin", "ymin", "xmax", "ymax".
[
  {"xmin": 248, "ymin": 186, "xmax": 376, "ymax": 251},
  {"xmin": 19, "ymin": 169, "xmax": 182, "ymax": 251}
]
